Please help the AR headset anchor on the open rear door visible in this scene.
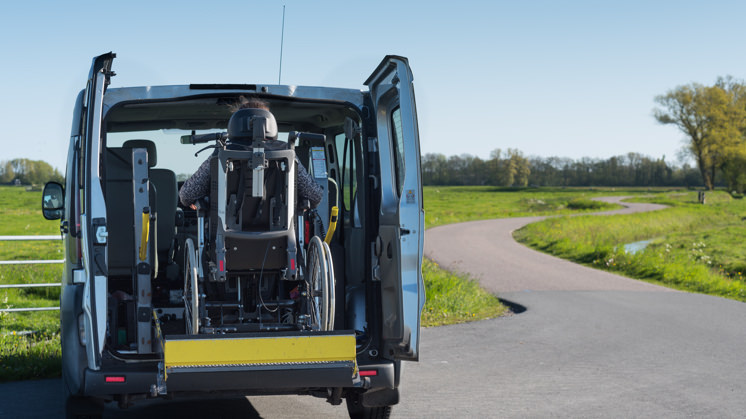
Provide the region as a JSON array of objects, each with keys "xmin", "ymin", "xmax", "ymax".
[
  {"xmin": 365, "ymin": 56, "xmax": 425, "ymax": 361},
  {"xmin": 80, "ymin": 52, "xmax": 115, "ymax": 370}
]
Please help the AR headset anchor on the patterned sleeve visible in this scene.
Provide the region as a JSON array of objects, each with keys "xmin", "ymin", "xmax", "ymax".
[
  {"xmin": 296, "ymin": 157, "xmax": 323, "ymax": 208},
  {"xmin": 179, "ymin": 158, "xmax": 211, "ymax": 207}
]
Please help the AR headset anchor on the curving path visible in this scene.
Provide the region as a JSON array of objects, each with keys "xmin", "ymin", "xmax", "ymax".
[
  {"xmin": 397, "ymin": 196, "xmax": 746, "ymax": 418},
  {"xmin": 3, "ymin": 197, "xmax": 746, "ymax": 418},
  {"xmin": 425, "ymin": 196, "xmax": 669, "ymax": 293}
]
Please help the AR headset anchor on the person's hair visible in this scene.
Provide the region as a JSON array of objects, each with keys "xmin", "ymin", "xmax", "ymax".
[{"xmin": 229, "ymin": 95, "xmax": 270, "ymax": 113}]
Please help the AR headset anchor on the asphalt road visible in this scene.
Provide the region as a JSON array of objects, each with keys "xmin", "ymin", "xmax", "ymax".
[{"xmin": 3, "ymin": 197, "xmax": 745, "ymax": 418}]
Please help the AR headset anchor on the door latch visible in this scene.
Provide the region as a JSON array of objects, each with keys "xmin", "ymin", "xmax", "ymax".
[{"xmin": 92, "ymin": 218, "xmax": 107, "ymax": 245}]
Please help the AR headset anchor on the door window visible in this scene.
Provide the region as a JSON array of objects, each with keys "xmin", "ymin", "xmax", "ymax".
[
  {"xmin": 391, "ymin": 107, "xmax": 405, "ymax": 197},
  {"xmin": 334, "ymin": 133, "xmax": 356, "ymax": 217}
]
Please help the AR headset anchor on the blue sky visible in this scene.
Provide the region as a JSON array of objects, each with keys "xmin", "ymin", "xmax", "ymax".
[{"xmin": 2, "ymin": 0, "xmax": 746, "ymax": 171}]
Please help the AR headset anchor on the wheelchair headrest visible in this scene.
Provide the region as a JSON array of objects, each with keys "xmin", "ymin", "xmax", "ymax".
[
  {"xmin": 228, "ymin": 108, "xmax": 279, "ymax": 143},
  {"xmin": 123, "ymin": 139, "xmax": 157, "ymax": 167}
]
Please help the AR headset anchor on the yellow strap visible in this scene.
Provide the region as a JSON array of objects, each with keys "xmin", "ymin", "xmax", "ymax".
[
  {"xmin": 324, "ymin": 206, "xmax": 338, "ymax": 244},
  {"xmin": 139, "ymin": 209, "xmax": 150, "ymax": 261}
]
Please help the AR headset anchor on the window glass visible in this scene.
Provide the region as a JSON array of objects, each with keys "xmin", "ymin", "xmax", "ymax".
[
  {"xmin": 391, "ymin": 107, "xmax": 405, "ymax": 196},
  {"xmin": 334, "ymin": 133, "xmax": 356, "ymax": 215}
]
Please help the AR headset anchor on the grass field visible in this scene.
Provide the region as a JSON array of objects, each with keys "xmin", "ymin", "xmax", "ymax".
[
  {"xmin": 0, "ymin": 186, "xmax": 63, "ymax": 382},
  {"xmin": 424, "ymin": 186, "xmax": 632, "ymax": 228},
  {"xmin": 514, "ymin": 191, "xmax": 746, "ymax": 301}
]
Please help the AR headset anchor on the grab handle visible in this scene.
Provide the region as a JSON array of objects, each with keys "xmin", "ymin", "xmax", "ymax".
[{"xmin": 139, "ymin": 207, "xmax": 150, "ymax": 261}]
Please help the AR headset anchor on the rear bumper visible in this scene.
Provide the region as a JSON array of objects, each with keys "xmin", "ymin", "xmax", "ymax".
[
  {"xmin": 167, "ymin": 361, "xmax": 357, "ymax": 392},
  {"xmin": 84, "ymin": 361, "xmax": 359, "ymax": 396}
]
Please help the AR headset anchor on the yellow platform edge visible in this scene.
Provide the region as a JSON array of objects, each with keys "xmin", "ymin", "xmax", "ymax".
[{"xmin": 164, "ymin": 334, "xmax": 357, "ymax": 368}]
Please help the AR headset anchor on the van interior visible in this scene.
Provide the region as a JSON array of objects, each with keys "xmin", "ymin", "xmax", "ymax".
[{"xmin": 100, "ymin": 95, "xmax": 373, "ymax": 359}]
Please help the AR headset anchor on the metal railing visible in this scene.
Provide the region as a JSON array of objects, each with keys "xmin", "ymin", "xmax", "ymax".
[{"xmin": 0, "ymin": 235, "xmax": 63, "ymax": 313}]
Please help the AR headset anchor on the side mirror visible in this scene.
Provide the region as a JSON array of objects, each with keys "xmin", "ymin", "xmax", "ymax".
[{"xmin": 42, "ymin": 182, "xmax": 64, "ymax": 220}]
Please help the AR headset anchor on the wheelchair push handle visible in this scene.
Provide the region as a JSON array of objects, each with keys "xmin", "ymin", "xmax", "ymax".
[
  {"xmin": 181, "ymin": 131, "xmax": 229, "ymax": 145},
  {"xmin": 193, "ymin": 198, "xmax": 209, "ymax": 215},
  {"xmin": 288, "ymin": 131, "xmax": 326, "ymax": 143}
]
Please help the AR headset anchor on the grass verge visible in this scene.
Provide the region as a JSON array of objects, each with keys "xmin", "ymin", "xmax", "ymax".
[
  {"xmin": 421, "ymin": 259, "xmax": 507, "ymax": 327},
  {"xmin": 514, "ymin": 191, "xmax": 746, "ymax": 302},
  {"xmin": 0, "ymin": 312, "xmax": 61, "ymax": 382}
]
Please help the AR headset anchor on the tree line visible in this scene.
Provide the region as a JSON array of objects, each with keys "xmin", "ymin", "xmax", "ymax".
[
  {"xmin": 425, "ymin": 76, "xmax": 746, "ymax": 190},
  {"xmin": 0, "ymin": 159, "xmax": 64, "ymax": 185},
  {"xmin": 422, "ymin": 150, "xmax": 703, "ymax": 187}
]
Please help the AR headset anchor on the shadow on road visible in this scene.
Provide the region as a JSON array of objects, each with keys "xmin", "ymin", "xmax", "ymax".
[
  {"xmin": 497, "ymin": 298, "xmax": 527, "ymax": 314},
  {"xmin": 106, "ymin": 396, "xmax": 262, "ymax": 418}
]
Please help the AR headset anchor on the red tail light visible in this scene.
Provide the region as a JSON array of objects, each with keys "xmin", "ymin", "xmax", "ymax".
[
  {"xmin": 359, "ymin": 370, "xmax": 378, "ymax": 377},
  {"xmin": 105, "ymin": 376, "xmax": 126, "ymax": 383}
]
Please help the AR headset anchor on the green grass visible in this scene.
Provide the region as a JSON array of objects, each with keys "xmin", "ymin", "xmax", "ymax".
[
  {"xmin": 421, "ymin": 259, "xmax": 507, "ymax": 326},
  {"xmin": 0, "ymin": 186, "xmax": 62, "ymax": 382},
  {"xmin": 0, "ymin": 186, "xmax": 59, "ymax": 235},
  {"xmin": 0, "ymin": 312, "xmax": 61, "ymax": 382},
  {"xmin": 514, "ymin": 191, "xmax": 746, "ymax": 301},
  {"xmin": 424, "ymin": 186, "xmax": 640, "ymax": 228}
]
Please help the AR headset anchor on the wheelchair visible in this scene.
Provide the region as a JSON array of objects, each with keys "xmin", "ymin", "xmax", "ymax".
[{"xmin": 181, "ymin": 108, "xmax": 336, "ymax": 335}]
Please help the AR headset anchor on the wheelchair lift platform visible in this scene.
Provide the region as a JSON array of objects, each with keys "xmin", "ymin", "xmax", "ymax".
[
  {"xmin": 156, "ymin": 331, "xmax": 359, "ymax": 393},
  {"xmin": 164, "ymin": 330, "xmax": 356, "ymax": 369}
]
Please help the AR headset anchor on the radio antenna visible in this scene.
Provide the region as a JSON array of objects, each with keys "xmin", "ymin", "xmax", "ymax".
[{"xmin": 278, "ymin": 5, "xmax": 286, "ymax": 84}]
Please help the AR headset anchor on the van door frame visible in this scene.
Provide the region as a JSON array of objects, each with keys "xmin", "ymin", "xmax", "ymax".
[
  {"xmin": 365, "ymin": 56, "xmax": 425, "ymax": 361},
  {"xmin": 80, "ymin": 52, "xmax": 115, "ymax": 369}
]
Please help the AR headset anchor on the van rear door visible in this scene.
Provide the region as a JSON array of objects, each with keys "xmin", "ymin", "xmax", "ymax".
[
  {"xmin": 365, "ymin": 56, "xmax": 425, "ymax": 361},
  {"xmin": 80, "ymin": 52, "xmax": 115, "ymax": 369}
]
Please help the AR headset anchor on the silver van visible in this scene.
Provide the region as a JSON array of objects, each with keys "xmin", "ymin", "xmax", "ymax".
[{"xmin": 42, "ymin": 52, "xmax": 425, "ymax": 418}]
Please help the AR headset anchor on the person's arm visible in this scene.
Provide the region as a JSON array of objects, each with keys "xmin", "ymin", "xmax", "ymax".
[
  {"xmin": 295, "ymin": 157, "xmax": 323, "ymax": 208},
  {"xmin": 179, "ymin": 158, "xmax": 211, "ymax": 208}
]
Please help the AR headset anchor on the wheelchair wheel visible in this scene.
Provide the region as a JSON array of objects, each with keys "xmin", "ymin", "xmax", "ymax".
[
  {"xmin": 322, "ymin": 241, "xmax": 336, "ymax": 330},
  {"xmin": 183, "ymin": 238, "xmax": 199, "ymax": 335},
  {"xmin": 306, "ymin": 236, "xmax": 335, "ymax": 331}
]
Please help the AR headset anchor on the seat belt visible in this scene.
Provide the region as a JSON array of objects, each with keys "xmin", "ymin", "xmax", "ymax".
[{"xmin": 233, "ymin": 161, "xmax": 246, "ymax": 220}]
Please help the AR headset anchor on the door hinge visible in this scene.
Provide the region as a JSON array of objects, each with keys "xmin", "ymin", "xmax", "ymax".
[{"xmin": 368, "ymin": 137, "xmax": 378, "ymax": 152}]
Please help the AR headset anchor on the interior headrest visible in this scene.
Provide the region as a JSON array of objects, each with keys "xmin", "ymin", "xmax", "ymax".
[
  {"xmin": 228, "ymin": 108, "xmax": 279, "ymax": 142},
  {"xmin": 123, "ymin": 139, "xmax": 157, "ymax": 167}
]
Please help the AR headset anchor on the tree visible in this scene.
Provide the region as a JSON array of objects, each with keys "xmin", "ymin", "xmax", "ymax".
[
  {"xmin": 0, "ymin": 159, "xmax": 63, "ymax": 185},
  {"xmin": 0, "ymin": 161, "xmax": 14, "ymax": 183},
  {"xmin": 507, "ymin": 149, "xmax": 530, "ymax": 187},
  {"xmin": 654, "ymin": 78, "xmax": 746, "ymax": 190},
  {"xmin": 714, "ymin": 77, "xmax": 746, "ymax": 192}
]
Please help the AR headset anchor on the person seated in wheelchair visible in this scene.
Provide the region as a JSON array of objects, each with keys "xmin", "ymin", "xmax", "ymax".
[
  {"xmin": 179, "ymin": 97, "xmax": 334, "ymax": 333},
  {"xmin": 178, "ymin": 97, "xmax": 322, "ymax": 210}
]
